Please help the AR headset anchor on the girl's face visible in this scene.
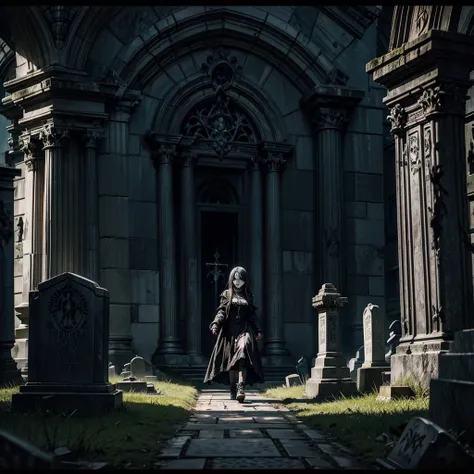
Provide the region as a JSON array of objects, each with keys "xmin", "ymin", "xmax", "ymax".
[{"xmin": 233, "ymin": 271, "xmax": 245, "ymax": 289}]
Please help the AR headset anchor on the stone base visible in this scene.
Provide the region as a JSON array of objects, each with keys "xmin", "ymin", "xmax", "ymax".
[
  {"xmin": 304, "ymin": 377, "xmax": 357, "ymax": 400},
  {"xmin": 376, "ymin": 385, "xmax": 414, "ymax": 401},
  {"xmin": 11, "ymin": 390, "xmax": 123, "ymax": 414},
  {"xmin": 285, "ymin": 374, "xmax": 302, "ymax": 387},
  {"xmin": 430, "ymin": 378, "xmax": 474, "ymax": 444},
  {"xmin": 357, "ymin": 366, "xmax": 388, "ymax": 393},
  {"xmin": 116, "ymin": 381, "xmax": 148, "ymax": 393},
  {"xmin": 390, "ymin": 340, "xmax": 451, "ymax": 391}
]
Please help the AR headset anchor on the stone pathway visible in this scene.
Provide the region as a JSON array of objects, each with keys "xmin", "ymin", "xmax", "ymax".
[{"xmin": 157, "ymin": 389, "xmax": 366, "ymax": 470}]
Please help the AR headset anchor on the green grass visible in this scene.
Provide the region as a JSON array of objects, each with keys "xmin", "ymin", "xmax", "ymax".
[
  {"xmin": 263, "ymin": 385, "xmax": 429, "ymax": 465},
  {"xmin": 0, "ymin": 378, "xmax": 198, "ymax": 469}
]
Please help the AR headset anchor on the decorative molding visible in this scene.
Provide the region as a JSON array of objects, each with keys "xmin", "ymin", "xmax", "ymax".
[
  {"xmin": 260, "ymin": 142, "xmax": 293, "ymax": 173},
  {"xmin": 153, "ymin": 144, "xmax": 177, "ymax": 167},
  {"xmin": 418, "ymin": 84, "xmax": 469, "ymax": 117},
  {"xmin": 387, "ymin": 104, "xmax": 407, "ymax": 135},
  {"xmin": 180, "ymin": 151, "xmax": 198, "ymax": 168},
  {"xmin": 201, "ymin": 47, "xmax": 243, "ymax": 89},
  {"xmin": 19, "ymin": 134, "xmax": 42, "ymax": 171},
  {"xmin": 423, "ymin": 126, "xmax": 432, "ymax": 181},
  {"xmin": 83, "ymin": 130, "xmax": 104, "ymax": 149},
  {"xmin": 261, "ymin": 153, "xmax": 286, "ymax": 173},
  {"xmin": 408, "ymin": 133, "xmax": 421, "ymax": 175},
  {"xmin": 39, "ymin": 123, "xmax": 70, "ymax": 149},
  {"xmin": 313, "ymin": 108, "xmax": 348, "ymax": 131}
]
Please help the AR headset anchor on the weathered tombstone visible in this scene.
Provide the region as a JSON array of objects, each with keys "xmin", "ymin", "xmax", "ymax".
[
  {"xmin": 295, "ymin": 356, "xmax": 310, "ymax": 383},
  {"xmin": 348, "ymin": 345, "xmax": 364, "ymax": 381},
  {"xmin": 0, "ymin": 166, "xmax": 23, "ymax": 387},
  {"xmin": 379, "ymin": 417, "xmax": 473, "ymax": 469},
  {"xmin": 108, "ymin": 362, "xmax": 116, "ymax": 379},
  {"xmin": 285, "ymin": 374, "xmax": 301, "ymax": 387},
  {"xmin": 430, "ymin": 329, "xmax": 474, "ymax": 445},
  {"xmin": 357, "ymin": 303, "xmax": 389, "ymax": 392},
  {"xmin": 304, "ymin": 283, "xmax": 357, "ymax": 400},
  {"xmin": 130, "ymin": 356, "xmax": 146, "ymax": 379},
  {"xmin": 11, "ymin": 272, "xmax": 123, "ymax": 413},
  {"xmin": 116, "ymin": 355, "xmax": 157, "ymax": 393},
  {"xmin": 385, "ymin": 320, "xmax": 402, "ymax": 364}
]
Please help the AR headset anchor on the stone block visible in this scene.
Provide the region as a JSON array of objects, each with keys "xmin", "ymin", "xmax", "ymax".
[
  {"xmin": 139, "ymin": 305, "xmax": 159, "ymax": 323},
  {"xmin": 263, "ymin": 68, "xmax": 302, "ymax": 116},
  {"xmin": 128, "ymin": 156, "xmax": 156, "ymax": 202},
  {"xmin": 344, "ymin": 201, "xmax": 367, "ymax": 219},
  {"xmin": 98, "ymin": 196, "xmax": 129, "ymax": 238},
  {"xmin": 347, "ymin": 244, "xmax": 384, "ymax": 276},
  {"xmin": 88, "ymin": 29, "xmax": 124, "ymax": 68},
  {"xmin": 100, "ymin": 270, "xmax": 131, "ymax": 304},
  {"xmin": 384, "ymin": 417, "xmax": 473, "ymax": 469},
  {"xmin": 347, "ymin": 106, "xmax": 384, "ymax": 136},
  {"xmin": 369, "ymin": 276, "xmax": 385, "ymax": 296},
  {"xmin": 346, "ymin": 218, "xmax": 384, "ymax": 245},
  {"xmin": 130, "ymin": 323, "xmax": 159, "ymax": 362},
  {"xmin": 129, "ymin": 96, "xmax": 161, "ymax": 134},
  {"xmin": 129, "ymin": 238, "xmax": 158, "ymax": 270},
  {"xmin": 283, "ymin": 323, "xmax": 314, "ymax": 359},
  {"xmin": 282, "ymin": 274, "xmax": 313, "ymax": 323},
  {"xmin": 295, "ymin": 135, "xmax": 314, "ymax": 171},
  {"xmin": 282, "ymin": 170, "xmax": 314, "ymax": 211},
  {"xmin": 116, "ymin": 380, "xmax": 148, "ymax": 393},
  {"xmin": 129, "ymin": 202, "xmax": 157, "ymax": 239},
  {"xmin": 346, "ymin": 275, "xmax": 369, "ymax": 295},
  {"xmin": 344, "ymin": 134, "xmax": 384, "ymax": 174},
  {"xmin": 109, "ymin": 304, "xmax": 132, "ymax": 337},
  {"xmin": 377, "ymin": 385, "xmax": 414, "ymax": 401},
  {"xmin": 285, "ymin": 374, "xmax": 302, "ymax": 387},
  {"xmin": 367, "ymin": 202, "xmax": 384, "ymax": 220},
  {"xmin": 99, "ymin": 238, "xmax": 129, "ymax": 269},
  {"xmin": 98, "ymin": 155, "xmax": 129, "ymax": 196},
  {"xmin": 281, "ymin": 211, "xmax": 314, "ymax": 251},
  {"xmin": 357, "ymin": 366, "xmax": 386, "ymax": 392},
  {"xmin": 282, "ymin": 250, "xmax": 313, "ymax": 274},
  {"xmin": 130, "ymin": 270, "xmax": 159, "ymax": 304}
]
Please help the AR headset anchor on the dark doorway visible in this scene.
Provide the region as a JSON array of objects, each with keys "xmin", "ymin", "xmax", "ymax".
[{"xmin": 200, "ymin": 211, "xmax": 238, "ymax": 357}]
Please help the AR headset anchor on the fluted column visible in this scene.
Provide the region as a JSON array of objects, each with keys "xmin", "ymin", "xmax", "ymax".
[
  {"xmin": 152, "ymin": 144, "xmax": 183, "ymax": 359},
  {"xmin": 248, "ymin": 157, "xmax": 264, "ymax": 334},
  {"xmin": 0, "ymin": 164, "xmax": 22, "ymax": 386},
  {"xmin": 83, "ymin": 131, "xmax": 102, "ymax": 283},
  {"xmin": 262, "ymin": 147, "xmax": 289, "ymax": 357},
  {"xmin": 180, "ymin": 151, "xmax": 200, "ymax": 358},
  {"xmin": 40, "ymin": 123, "xmax": 86, "ymax": 279}
]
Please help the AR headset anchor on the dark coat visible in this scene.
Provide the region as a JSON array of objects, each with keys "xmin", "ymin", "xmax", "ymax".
[{"xmin": 203, "ymin": 289, "xmax": 265, "ymax": 386}]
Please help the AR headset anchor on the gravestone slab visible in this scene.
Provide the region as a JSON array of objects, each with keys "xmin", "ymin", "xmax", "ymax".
[
  {"xmin": 348, "ymin": 345, "xmax": 364, "ymax": 381},
  {"xmin": 384, "ymin": 417, "xmax": 473, "ymax": 469},
  {"xmin": 357, "ymin": 303, "xmax": 388, "ymax": 392},
  {"xmin": 130, "ymin": 356, "xmax": 146, "ymax": 379},
  {"xmin": 285, "ymin": 374, "xmax": 301, "ymax": 387},
  {"xmin": 304, "ymin": 284, "xmax": 357, "ymax": 400},
  {"xmin": 11, "ymin": 273, "xmax": 123, "ymax": 414}
]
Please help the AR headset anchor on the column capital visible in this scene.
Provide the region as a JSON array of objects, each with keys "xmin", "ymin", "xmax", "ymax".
[
  {"xmin": 83, "ymin": 130, "xmax": 104, "ymax": 149},
  {"xmin": 19, "ymin": 134, "xmax": 43, "ymax": 171},
  {"xmin": 248, "ymin": 156, "xmax": 262, "ymax": 171},
  {"xmin": 180, "ymin": 150, "xmax": 198, "ymax": 168},
  {"xmin": 152, "ymin": 144, "xmax": 177, "ymax": 167},
  {"xmin": 312, "ymin": 108, "xmax": 349, "ymax": 132},
  {"xmin": 259, "ymin": 141, "xmax": 293, "ymax": 173},
  {"xmin": 39, "ymin": 123, "xmax": 70, "ymax": 149},
  {"xmin": 312, "ymin": 283, "xmax": 348, "ymax": 311}
]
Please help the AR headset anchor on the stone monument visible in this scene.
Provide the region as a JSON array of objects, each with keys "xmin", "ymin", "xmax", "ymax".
[
  {"xmin": 304, "ymin": 283, "xmax": 357, "ymax": 400},
  {"xmin": 357, "ymin": 304, "xmax": 389, "ymax": 392},
  {"xmin": 348, "ymin": 345, "xmax": 364, "ymax": 381},
  {"xmin": 116, "ymin": 355, "xmax": 157, "ymax": 393},
  {"xmin": 0, "ymin": 165, "xmax": 23, "ymax": 386},
  {"xmin": 429, "ymin": 329, "xmax": 474, "ymax": 445},
  {"xmin": 11, "ymin": 272, "xmax": 123, "ymax": 413}
]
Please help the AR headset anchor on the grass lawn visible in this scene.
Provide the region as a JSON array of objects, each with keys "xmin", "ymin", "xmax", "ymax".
[
  {"xmin": 0, "ymin": 377, "xmax": 198, "ymax": 469},
  {"xmin": 263, "ymin": 385, "xmax": 429, "ymax": 465}
]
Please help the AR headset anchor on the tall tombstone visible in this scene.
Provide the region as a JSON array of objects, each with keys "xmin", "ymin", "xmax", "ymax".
[
  {"xmin": 357, "ymin": 303, "xmax": 389, "ymax": 392},
  {"xmin": 304, "ymin": 283, "xmax": 357, "ymax": 400},
  {"xmin": 11, "ymin": 272, "xmax": 123, "ymax": 413},
  {"xmin": 0, "ymin": 165, "xmax": 22, "ymax": 386},
  {"xmin": 367, "ymin": 26, "xmax": 474, "ymax": 390}
]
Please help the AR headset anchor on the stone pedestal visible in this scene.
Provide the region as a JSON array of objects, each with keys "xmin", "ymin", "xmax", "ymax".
[
  {"xmin": 304, "ymin": 283, "xmax": 357, "ymax": 400},
  {"xmin": 11, "ymin": 273, "xmax": 122, "ymax": 413},
  {"xmin": 0, "ymin": 165, "xmax": 23, "ymax": 386},
  {"xmin": 367, "ymin": 30, "xmax": 474, "ymax": 390},
  {"xmin": 429, "ymin": 329, "xmax": 474, "ymax": 444},
  {"xmin": 12, "ymin": 303, "xmax": 28, "ymax": 372},
  {"xmin": 357, "ymin": 304, "xmax": 389, "ymax": 392}
]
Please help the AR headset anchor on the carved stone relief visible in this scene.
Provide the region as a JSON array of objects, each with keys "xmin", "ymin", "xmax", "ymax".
[
  {"xmin": 409, "ymin": 133, "xmax": 421, "ymax": 174},
  {"xmin": 387, "ymin": 103, "xmax": 407, "ymax": 135},
  {"xmin": 423, "ymin": 127, "xmax": 432, "ymax": 181}
]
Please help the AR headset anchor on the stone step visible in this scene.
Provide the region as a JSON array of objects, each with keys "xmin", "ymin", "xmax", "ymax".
[{"xmin": 438, "ymin": 353, "xmax": 474, "ymax": 382}]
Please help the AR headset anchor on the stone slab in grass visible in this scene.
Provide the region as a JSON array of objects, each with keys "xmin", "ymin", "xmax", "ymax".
[{"xmin": 185, "ymin": 439, "xmax": 281, "ymax": 458}]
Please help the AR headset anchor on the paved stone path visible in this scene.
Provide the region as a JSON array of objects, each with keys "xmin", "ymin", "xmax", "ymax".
[{"xmin": 157, "ymin": 389, "xmax": 366, "ymax": 470}]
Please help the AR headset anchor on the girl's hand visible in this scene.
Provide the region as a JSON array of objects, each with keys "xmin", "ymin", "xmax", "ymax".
[
  {"xmin": 211, "ymin": 328, "xmax": 217, "ymax": 336},
  {"xmin": 256, "ymin": 333, "xmax": 262, "ymax": 340}
]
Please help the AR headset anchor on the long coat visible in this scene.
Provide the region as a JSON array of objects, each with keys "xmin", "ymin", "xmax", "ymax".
[{"xmin": 203, "ymin": 289, "xmax": 265, "ymax": 386}]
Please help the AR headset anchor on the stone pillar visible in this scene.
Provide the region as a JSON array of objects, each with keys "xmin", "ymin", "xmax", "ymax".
[
  {"xmin": 13, "ymin": 135, "xmax": 44, "ymax": 373},
  {"xmin": 0, "ymin": 164, "xmax": 22, "ymax": 386},
  {"xmin": 248, "ymin": 157, "xmax": 264, "ymax": 339},
  {"xmin": 152, "ymin": 144, "xmax": 183, "ymax": 362},
  {"xmin": 261, "ymin": 146, "xmax": 289, "ymax": 359},
  {"xmin": 40, "ymin": 123, "xmax": 86, "ymax": 279},
  {"xmin": 180, "ymin": 151, "xmax": 200, "ymax": 361},
  {"xmin": 83, "ymin": 131, "xmax": 102, "ymax": 283},
  {"xmin": 304, "ymin": 283, "xmax": 356, "ymax": 399},
  {"xmin": 367, "ymin": 30, "xmax": 474, "ymax": 390}
]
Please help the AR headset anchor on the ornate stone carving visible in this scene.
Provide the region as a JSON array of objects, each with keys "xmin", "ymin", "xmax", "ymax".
[
  {"xmin": 409, "ymin": 133, "xmax": 421, "ymax": 174},
  {"xmin": 424, "ymin": 127, "xmax": 432, "ymax": 181},
  {"xmin": 414, "ymin": 6, "xmax": 430, "ymax": 36},
  {"xmin": 201, "ymin": 47, "xmax": 243, "ymax": 89},
  {"xmin": 83, "ymin": 130, "xmax": 103, "ymax": 149},
  {"xmin": 313, "ymin": 108, "xmax": 348, "ymax": 131},
  {"xmin": 418, "ymin": 84, "xmax": 468, "ymax": 116},
  {"xmin": 180, "ymin": 151, "xmax": 198, "ymax": 168},
  {"xmin": 261, "ymin": 153, "xmax": 286, "ymax": 173},
  {"xmin": 428, "ymin": 164, "xmax": 449, "ymax": 259},
  {"xmin": 19, "ymin": 135, "xmax": 42, "ymax": 171},
  {"xmin": 39, "ymin": 124, "xmax": 70, "ymax": 149},
  {"xmin": 16, "ymin": 217, "xmax": 23, "ymax": 243},
  {"xmin": 182, "ymin": 87, "xmax": 257, "ymax": 160},
  {"xmin": 152, "ymin": 144, "xmax": 176, "ymax": 167},
  {"xmin": 0, "ymin": 197, "xmax": 14, "ymax": 249},
  {"xmin": 387, "ymin": 103, "xmax": 407, "ymax": 135}
]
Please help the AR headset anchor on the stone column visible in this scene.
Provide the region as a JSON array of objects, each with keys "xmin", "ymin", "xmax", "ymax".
[
  {"xmin": 152, "ymin": 144, "xmax": 183, "ymax": 362},
  {"xmin": 0, "ymin": 164, "xmax": 22, "ymax": 386},
  {"xmin": 180, "ymin": 151, "xmax": 200, "ymax": 361},
  {"xmin": 40, "ymin": 123, "xmax": 86, "ymax": 279},
  {"xmin": 13, "ymin": 134, "xmax": 44, "ymax": 373},
  {"xmin": 248, "ymin": 157, "xmax": 264, "ymax": 335},
  {"xmin": 367, "ymin": 30, "xmax": 474, "ymax": 390},
  {"xmin": 304, "ymin": 283, "xmax": 356, "ymax": 400},
  {"xmin": 261, "ymin": 145, "xmax": 289, "ymax": 359},
  {"xmin": 83, "ymin": 131, "xmax": 102, "ymax": 283}
]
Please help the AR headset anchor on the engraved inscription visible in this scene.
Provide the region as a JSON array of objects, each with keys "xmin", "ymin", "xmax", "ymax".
[{"xmin": 319, "ymin": 314, "xmax": 326, "ymax": 351}]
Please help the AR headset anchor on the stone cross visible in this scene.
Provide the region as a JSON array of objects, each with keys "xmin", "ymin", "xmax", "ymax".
[
  {"xmin": 11, "ymin": 272, "xmax": 123, "ymax": 413},
  {"xmin": 304, "ymin": 283, "xmax": 357, "ymax": 400}
]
